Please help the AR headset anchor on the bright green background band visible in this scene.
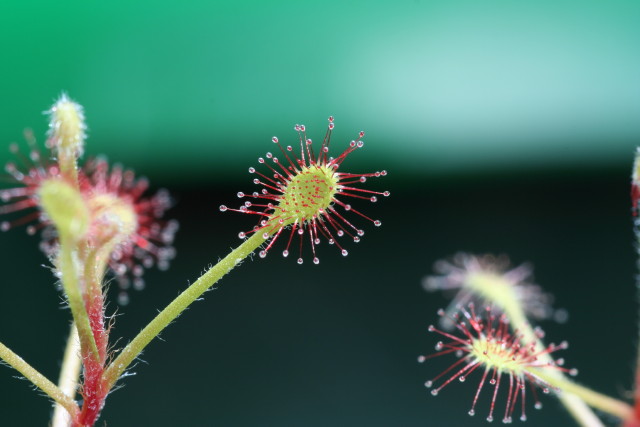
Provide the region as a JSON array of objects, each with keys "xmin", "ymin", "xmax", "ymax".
[{"xmin": 1, "ymin": 0, "xmax": 639, "ymax": 183}]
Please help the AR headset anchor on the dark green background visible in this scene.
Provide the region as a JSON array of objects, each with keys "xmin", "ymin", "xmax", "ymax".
[{"xmin": 1, "ymin": 1, "xmax": 639, "ymax": 426}]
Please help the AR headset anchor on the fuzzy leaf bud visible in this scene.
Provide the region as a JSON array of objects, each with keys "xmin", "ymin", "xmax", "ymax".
[
  {"xmin": 38, "ymin": 178, "xmax": 89, "ymax": 241},
  {"xmin": 48, "ymin": 94, "xmax": 86, "ymax": 180}
]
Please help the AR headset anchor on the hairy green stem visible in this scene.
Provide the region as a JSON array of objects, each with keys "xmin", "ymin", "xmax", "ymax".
[
  {"xmin": 468, "ymin": 272, "xmax": 616, "ymax": 426},
  {"xmin": 59, "ymin": 157, "xmax": 79, "ymax": 191},
  {"xmin": 505, "ymin": 300, "xmax": 611, "ymax": 426},
  {"xmin": 59, "ymin": 239, "xmax": 99, "ymax": 360},
  {"xmin": 532, "ymin": 368, "xmax": 633, "ymax": 422},
  {"xmin": 0, "ymin": 340, "xmax": 79, "ymax": 419},
  {"xmin": 51, "ymin": 324, "xmax": 82, "ymax": 427},
  {"xmin": 102, "ymin": 231, "xmax": 268, "ymax": 390}
]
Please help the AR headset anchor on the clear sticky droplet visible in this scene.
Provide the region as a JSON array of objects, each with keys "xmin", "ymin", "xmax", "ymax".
[
  {"xmin": 133, "ymin": 278, "xmax": 145, "ymax": 291},
  {"xmin": 118, "ymin": 292, "xmax": 130, "ymax": 306}
]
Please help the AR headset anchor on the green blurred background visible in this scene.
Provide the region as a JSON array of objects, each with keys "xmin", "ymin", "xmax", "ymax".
[{"xmin": 1, "ymin": 1, "xmax": 639, "ymax": 426}]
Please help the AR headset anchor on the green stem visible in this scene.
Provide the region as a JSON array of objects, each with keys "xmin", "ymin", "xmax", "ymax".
[
  {"xmin": 504, "ymin": 303, "xmax": 611, "ymax": 426},
  {"xmin": 102, "ymin": 231, "xmax": 268, "ymax": 390},
  {"xmin": 470, "ymin": 273, "xmax": 612, "ymax": 426},
  {"xmin": 51, "ymin": 324, "xmax": 82, "ymax": 427},
  {"xmin": 59, "ymin": 158, "xmax": 79, "ymax": 190},
  {"xmin": 560, "ymin": 394, "xmax": 607, "ymax": 427},
  {"xmin": 59, "ymin": 238, "xmax": 99, "ymax": 360},
  {"xmin": 532, "ymin": 368, "xmax": 633, "ymax": 422},
  {"xmin": 0, "ymin": 340, "xmax": 80, "ymax": 419}
]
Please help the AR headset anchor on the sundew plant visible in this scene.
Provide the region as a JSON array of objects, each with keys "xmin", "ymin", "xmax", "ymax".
[
  {"xmin": 2, "ymin": 96, "xmax": 640, "ymax": 427},
  {"xmin": 0, "ymin": 95, "xmax": 389, "ymax": 426},
  {"xmin": 418, "ymin": 245, "xmax": 640, "ymax": 425}
]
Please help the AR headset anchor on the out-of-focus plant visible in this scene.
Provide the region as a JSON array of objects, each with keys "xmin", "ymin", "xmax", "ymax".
[{"xmin": 420, "ymin": 240, "xmax": 640, "ymax": 425}]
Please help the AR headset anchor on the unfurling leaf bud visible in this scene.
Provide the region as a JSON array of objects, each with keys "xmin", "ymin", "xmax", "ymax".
[
  {"xmin": 86, "ymin": 194, "xmax": 138, "ymax": 249},
  {"xmin": 48, "ymin": 94, "xmax": 86, "ymax": 181},
  {"xmin": 38, "ymin": 178, "xmax": 89, "ymax": 241}
]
